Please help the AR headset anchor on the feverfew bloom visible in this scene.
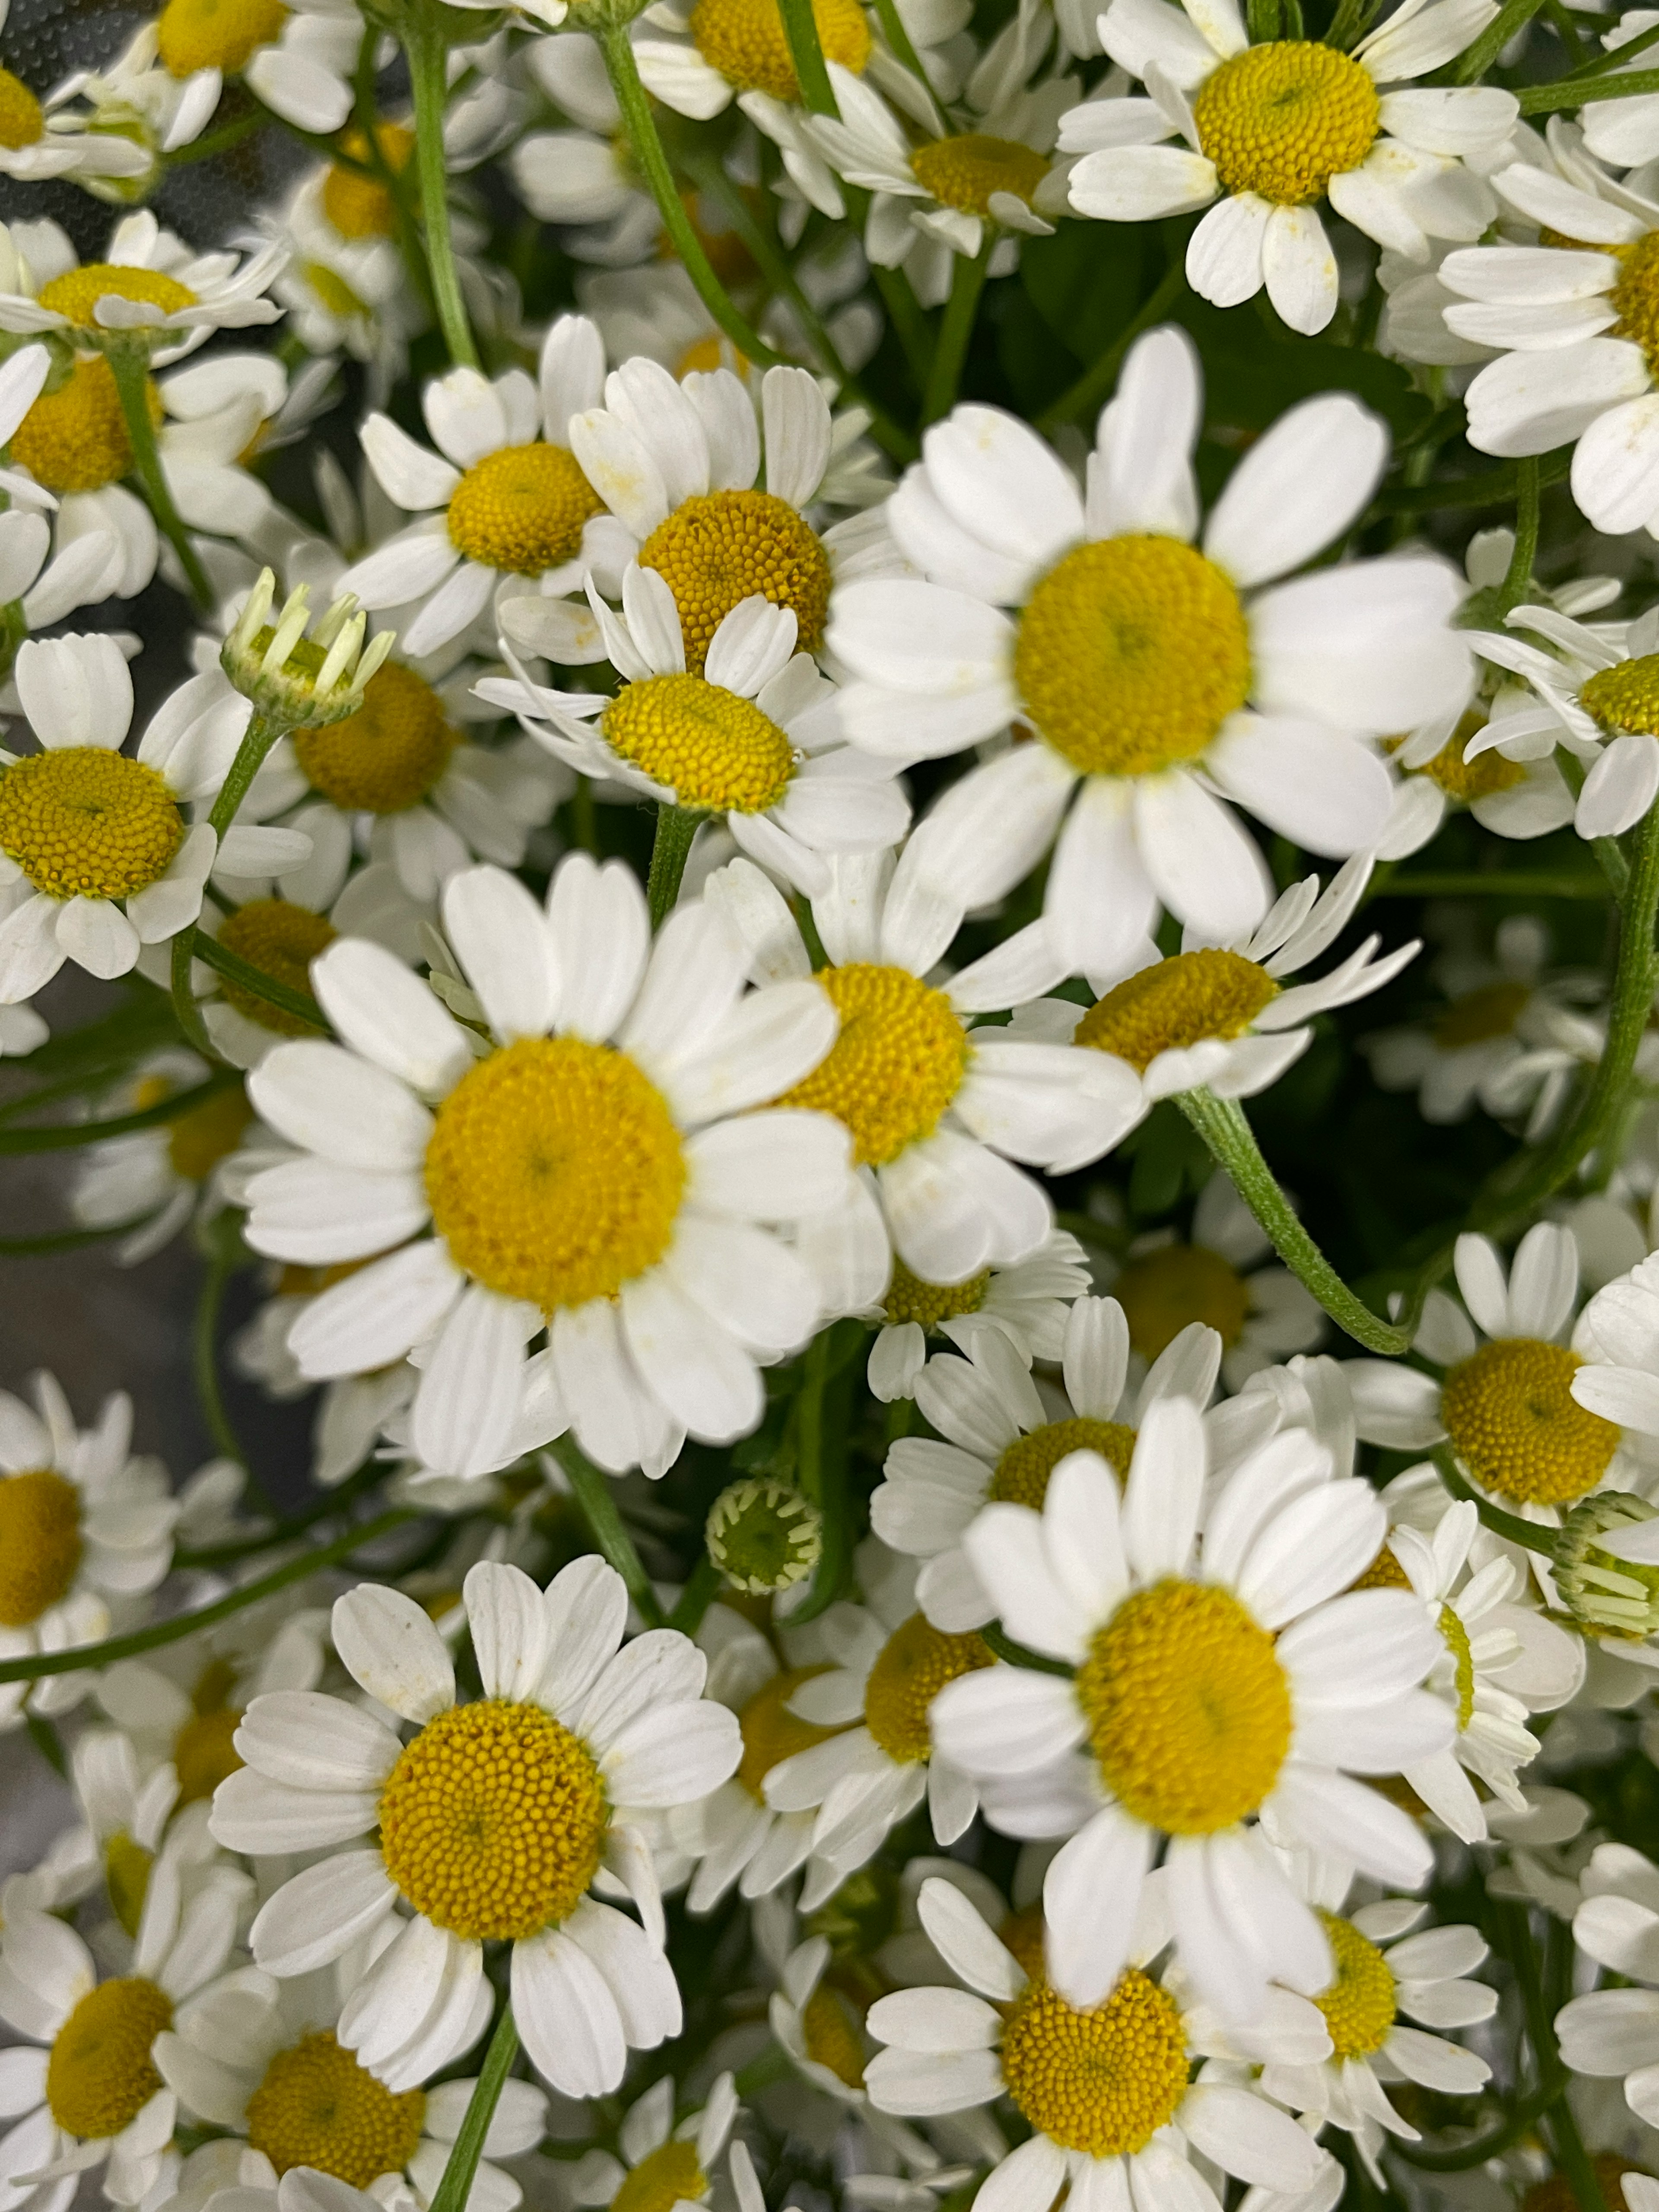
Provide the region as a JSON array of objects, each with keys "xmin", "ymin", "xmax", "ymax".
[
  {"xmin": 70, "ymin": 1058, "xmax": 254, "ymax": 1261},
  {"xmin": 243, "ymin": 852, "xmax": 850, "ymax": 1480},
  {"xmin": 137, "ymin": 0, "xmax": 361, "ymax": 138},
  {"xmin": 0, "ymin": 212, "xmax": 285, "ymax": 362},
  {"xmin": 931, "ymin": 1410, "xmax": 1450, "ymax": 2021},
  {"xmin": 829, "ymin": 324, "xmax": 1468, "ymax": 964},
  {"xmin": 863, "ymin": 1226, "xmax": 1090, "ymax": 1403},
  {"xmin": 1062, "ymin": 0, "xmax": 1513, "ymax": 335},
  {"xmin": 1558, "ymin": 1840, "xmax": 1659, "ymax": 2125},
  {"xmin": 567, "ymin": 2074, "xmax": 740, "ymax": 2212},
  {"xmin": 865, "ymin": 1874, "xmax": 1331, "ymax": 2211},
  {"xmin": 212, "ymin": 1560, "xmax": 741, "ymax": 2097},
  {"xmin": 0, "ymin": 2, "xmax": 152, "ymax": 187}
]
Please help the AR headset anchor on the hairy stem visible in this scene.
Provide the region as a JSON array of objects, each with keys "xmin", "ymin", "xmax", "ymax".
[{"xmin": 405, "ymin": 0, "xmax": 480, "ymax": 370}]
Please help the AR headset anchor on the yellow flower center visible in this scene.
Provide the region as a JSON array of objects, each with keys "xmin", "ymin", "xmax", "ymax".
[
  {"xmin": 909, "ymin": 134, "xmax": 1049, "ymax": 216},
  {"xmin": 1440, "ymin": 1338, "xmax": 1618, "ymax": 1506},
  {"xmin": 640, "ymin": 490, "xmax": 831, "ymax": 674},
  {"xmin": 216, "ymin": 901, "xmax": 335, "ymax": 1037},
  {"xmin": 881, "ymin": 1259, "xmax": 990, "ymax": 1331},
  {"xmin": 0, "ymin": 1468, "xmax": 82, "ymax": 1627},
  {"xmin": 613, "ymin": 2140, "xmax": 708, "ymax": 2212},
  {"xmin": 863, "ymin": 1612, "xmax": 992, "ymax": 1764},
  {"xmin": 998, "ymin": 1902, "xmax": 1046, "ymax": 1983},
  {"xmin": 46, "ymin": 1977, "xmax": 172, "ymax": 2139},
  {"xmin": 156, "ymin": 0, "xmax": 286, "ymax": 74},
  {"xmin": 10, "ymin": 356, "xmax": 161, "ymax": 495},
  {"xmin": 1438, "ymin": 1603, "xmax": 1476, "ymax": 1731},
  {"xmin": 991, "ymin": 1417, "xmax": 1137, "ymax": 1509},
  {"xmin": 777, "ymin": 963, "xmax": 968, "ymax": 1168},
  {"xmin": 246, "ymin": 2030, "xmax": 426, "ymax": 2188},
  {"xmin": 999, "ymin": 1969, "xmax": 1189, "ymax": 2157},
  {"xmin": 294, "ymin": 661, "xmax": 457, "ymax": 816},
  {"xmin": 1609, "ymin": 231, "xmax": 1659, "ymax": 377},
  {"xmin": 1351, "ymin": 1541, "xmax": 1409, "ymax": 1591},
  {"xmin": 1192, "ymin": 41, "xmax": 1380, "ymax": 205},
  {"xmin": 801, "ymin": 1984, "xmax": 867, "ymax": 2087},
  {"xmin": 165, "ymin": 1082, "xmax": 254, "ymax": 1182},
  {"xmin": 1582, "ymin": 650, "xmax": 1659, "ymax": 738},
  {"xmin": 1114, "ymin": 1243, "xmax": 1250, "ymax": 1359},
  {"xmin": 603, "ymin": 673, "xmax": 795, "ymax": 814},
  {"xmin": 305, "ymin": 262, "xmax": 369, "ymax": 321},
  {"xmin": 1076, "ymin": 948, "xmax": 1279, "ymax": 1074},
  {"xmin": 321, "ymin": 124, "xmax": 415, "ymax": 240},
  {"xmin": 38, "ymin": 263, "xmax": 197, "ymax": 326},
  {"xmin": 172, "ymin": 1706, "xmax": 245, "ymax": 1803},
  {"xmin": 1015, "ymin": 537, "xmax": 1251, "ymax": 779},
  {"xmin": 0, "ymin": 67, "xmax": 43, "ymax": 147},
  {"xmin": 1432, "ymin": 979, "xmax": 1530, "ymax": 1049},
  {"xmin": 1075, "ymin": 1578, "xmax": 1291, "ymax": 1833},
  {"xmin": 424, "ymin": 1036, "xmax": 686, "ymax": 1313},
  {"xmin": 1313, "ymin": 1911, "xmax": 1396, "ymax": 2059},
  {"xmin": 1393, "ymin": 712, "xmax": 1526, "ymax": 804},
  {"xmin": 446, "ymin": 442, "xmax": 604, "ymax": 578},
  {"xmin": 104, "ymin": 1833, "xmax": 153, "ymax": 1941},
  {"xmin": 0, "ymin": 748, "xmax": 183, "ymax": 902},
  {"xmin": 688, "ymin": 0, "xmax": 870, "ymax": 101},
  {"xmin": 737, "ymin": 1663, "xmax": 849, "ymax": 1800},
  {"xmin": 377, "ymin": 1697, "xmax": 607, "ymax": 1942}
]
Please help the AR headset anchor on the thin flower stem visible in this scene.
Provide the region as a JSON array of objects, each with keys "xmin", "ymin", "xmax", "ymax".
[
  {"xmin": 175, "ymin": 1460, "xmax": 381, "ymax": 1569},
  {"xmin": 981, "ymin": 1623, "xmax": 1074, "ymax": 1676},
  {"xmin": 668, "ymin": 1555, "xmax": 723, "ymax": 1635},
  {"xmin": 172, "ymin": 933, "xmax": 218, "ymax": 1058},
  {"xmin": 551, "ymin": 1437, "xmax": 668, "ymax": 1627},
  {"xmin": 1035, "ymin": 255, "xmax": 1188, "ymax": 435},
  {"xmin": 429, "ymin": 2002, "xmax": 520, "ymax": 2212},
  {"xmin": 923, "ymin": 241, "xmax": 990, "ymax": 425},
  {"xmin": 1502, "ymin": 1904, "xmax": 1611, "ymax": 2212},
  {"xmin": 0, "ymin": 1508, "xmax": 416, "ymax": 1683},
  {"xmin": 777, "ymin": 0, "xmax": 839, "ymax": 112},
  {"xmin": 1519, "ymin": 60, "xmax": 1659, "ymax": 104},
  {"xmin": 191, "ymin": 928, "xmax": 325, "ymax": 1029},
  {"xmin": 1374, "ymin": 448, "xmax": 1572, "ymax": 513},
  {"xmin": 646, "ymin": 802, "xmax": 700, "ymax": 928},
  {"xmin": 1392, "ymin": 2076, "xmax": 1566, "ymax": 2171},
  {"xmin": 784, "ymin": 1327, "xmax": 855, "ymax": 1624},
  {"xmin": 1499, "ymin": 457, "xmax": 1541, "ymax": 614},
  {"xmin": 105, "ymin": 345, "xmax": 213, "ymax": 611},
  {"xmin": 1433, "ymin": 1449, "xmax": 1557, "ymax": 1557},
  {"xmin": 1562, "ymin": 13, "xmax": 1659, "ymax": 73},
  {"xmin": 869, "ymin": 0, "xmax": 944, "ymax": 120},
  {"xmin": 405, "ymin": 0, "xmax": 480, "ymax": 371},
  {"xmin": 0, "ymin": 1072, "xmax": 243, "ymax": 1156},
  {"xmin": 174, "ymin": 709, "xmax": 291, "ymax": 1060},
  {"xmin": 194, "ymin": 1213, "xmax": 277, "ymax": 1511},
  {"xmin": 1371, "ymin": 871, "xmax": 1611, "ymax": 899},
  {"xmin": 1456, "ymin": 0, "xmax": 1548, "ymax": 79}
]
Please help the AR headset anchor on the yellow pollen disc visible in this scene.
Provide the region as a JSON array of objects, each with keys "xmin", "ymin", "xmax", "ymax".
[
  {"xmin": 0, "ymin": 747, "xmax": 183, "ymax": 903},
  {"xmin": 1015, "ymin": 536, "xmax": 1251, "ymax": 779},
  {"xmin": 295, "ymin": 662, "xmax": 457, "ymax": 816},
  {"xmin": 998, "ymin": 1903, "xmax": 1046, "ymax": 1983},
  {"xmin": 39, "ymin": 263, "xmax": 197, "ymax": 326},
  {"xmin": 1526, "ymin": 2159, "xmax": 1653, "ymax": 2212},
  {"xmin": 377, "ymin": 1697, "xmax": 607, "ymax": 1941},
  {"xmin": 1582, "ymin": 650, "xmax": 1659, "ymax": 738},
  {"xmin": 909, "ymin": 133, "xmax": 1049, "ymax": 216},
  {"xmin": 1441, "ymin": 1338, "xmax": 1618, "ymax": 1506},
  {"xmin": 305, "ymin": 262, "xmax": 369, "ymax": 321},
  {"xmin": 425, "ymin": 1036, "xmax": 686, "ymax": 1313},
  {"xmin": 1192, "ymin": 41, "xmax": 1380, "ymax": 205},
  {"xmin": 166, "ymin": 1083, "xmax": 254, "ymax": 1183},
  {"xmin": 1610, "ymin": 232, "xmax": 1659, "ymax": 378},
  {"xmin": 173, "ymin": 1706, "xmax": 245, "ymax": 1803},
  {"xmin": 216, "ymin": 901, "xmax": 335, "ymax": 1036},
  {"xmin": 104, "ymin": 1833, "xmax": 153, "ymax": 1941},
  {"xmin": 1350, "ymin": 1541, "xmax": 1409, "ymax": 1591},
  {"xmin": 999, "ymin": 1968, "xmax": 1189, "ymax": 2158},
  {"xmin": 446, "ymin": 443, "xmax": 603, "ymax": 578},
  {"xmin": 640, "ymin": 490, "xmax": 831, "ymax": 674},
  {"xmin": 881, "ymin": 1259, "xmax": 990, "ymax": 1332},
  {"xmin": 1076, "ymin": 949, "xmax": 1279, "ymax": 1074},
  {"xmin": 801, "ymin": 1984, "xmax": 867, "ymax": 2087},
  {"xmin": 1438, "ymin": 1602, "xmax": 1476, "ymax": 1732},
  {"xmin": 863, "ymin": 1612, "xmax": 992, "ymax": 1764},
  {"xmin": 688, "ymin": 0, "xmax": 869, "ymax": 101},
  {"xmin": 603, "ymin": 673, "xmax": 795, "ymax": 814},
  {"xmin": 246, "ymin": 2031, "xmax": 426, "ymax": 2187},
  {"xmin": 677, "ymin": 334, "xmax": 730, "ymax": 378},
  {"xmin": 10, "ymin": 356, "xmax": 161, "ymax": 495},
  {"xmin": 777, "ymin": 963, "xmax": 968, "ymax": 1168},
  {"xmin": 1076, "ymin": 1578, "xmax": 1290, "ymax": 1833},
  {"xmin": 613, "ymin": 2140, "xmax": 708, "ymax": 2212},
  {"xmin": 1313, "ymin": 1912, "xmax": 1397, "ymax": 2059},
  {"xmin": 322, "ymin": 124, "xmax": 415, "ymax": 239},
  {"xmin": 156, "ymin": 0, "xmax": 286, "ymax": 73},
  {"xmin": 0, "ymin": 67, "xmax": 43, "ymax": 147},
  {"xmin": 1432, "ymin": 979, "xmax": 1530, "ymax": 1049},
  {"xmin": 1398, "ymin": 711, "xmax": 1526, "ymax": 804},
  {"xmin": 46, "ymin": 1977, "xmax": 172, "ymax": 2139},
  {"xmin": 0, "ymin": 1469, "xmax": 82, "ymax": 1627},
  {"xmin": 276, "ymin": 1256, "xmax": 372, "ymax": 1296},
  {"xmin": 737, "ymin": 1664, "xmax": 850, "ymax": 1801},
  {"xmin": 992, "ymin": 1417, "xmax": 1137, "ymax": 1510},
  {"xmin": 1114, "ymin": 1243, "xmax": 1250, "ymax": 1360}
]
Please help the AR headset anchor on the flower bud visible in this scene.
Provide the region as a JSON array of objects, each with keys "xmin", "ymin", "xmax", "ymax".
[{"xmin": 705, "ymin": 1475, "xmax": 822, "ymax": 1595}]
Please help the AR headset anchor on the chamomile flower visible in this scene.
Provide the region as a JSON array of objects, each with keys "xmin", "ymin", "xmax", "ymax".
[
  {"xmin": 486, "ymin": 567, "xmax": 908, "ymax": 897},
  {"xmin": 69, "ymin": 1057, "xmax": 254, "ymax": 1261},
  {"xmin": 632, "ymin": 0, "xmax": 877, "ymax": 122},
  {"xmin": 706, "ymin": 851, "xmax": 1135, "ymax": 1298},
  {"xmin": 829, "ymin": 324, "xmax": 1468, "ymax": 963},
  {"xmin": 1061, "ymin": 0, "xmax": 1513, "ymax": 336},
  {"xmin": 567, "ymin": 2073, "xmax": 740, "ymax": 2212},
  {"xmin": 0, "ymin": 212, "xmax": 285, "ymax": 362},
  {"xmin": 0, "ymin": 2, "xmax": 152, "ymax": 187},
  {"xmin": 1558, "ymin": 1840, "xmax": 1659, "ymax": 2128},
  {"xmin": 871, "ymin": 1300, "xmax": 1226, "ymax": 1630},
  {"xmin": 142, "ymin": 0, "xmax": 362, "ymax": 137},
  {"xmin": 931, "ymin": 1410, "xmax": 1450, "ymax": 2021},
  {"xmin": 212, "ymin": 1560, "xmax": 740, "ymax": 2097},
  {"xmin": 865, "ymin": 1874, "xmax": 1331, "ymax": 2211},
  {"xmin": 0, "ymin": 507, "xmax": 124, "ymax": 644},
  {"xmin": 0, "ymin": 1371, "xmax": 180, "ymax": 1732},
  {"xmin": 242, "ymin": 851, "xmax": 850, "ymax": 1480},
  {"xmin": 229, "ymin": 1267, "xmax": 420, "ymax": 1492},
  {"xmin": 863, "ymin": 1227, "xmax": 1090, "ymax": 1403}
]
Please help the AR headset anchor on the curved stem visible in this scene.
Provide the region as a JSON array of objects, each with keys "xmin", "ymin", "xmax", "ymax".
[
  {"xmin": 193, "ymin": 1213, "xmax": 276, "ymax": 1510},
  {"xmin": 1035, "ymin": 255, "xmax": 1187, "ymax": 435},
  {"xmin": 1434, "ymin": 1450, "xmax": 1558, "ymax": 1558},
  {"xmin": 106, "ymin": 345, "xmax": 212, "ymax": 610},
  {"xmin": 981, "ymin": 1623, "xmax": 1074, "ymax": 1677},
  {"xmin": 1497, "ymin": 457, "xmax": 1541, "ymax": 615},
  {"xmin": 0, "ymin": 1071, "xmax": 242, "ymax": 1156},
  {"xmin": 922, "ymin": 241, "xmax": 989, "ymax": 426},
  {"xmin": 1392, "ymin": 2077, "xmax": 1565, "ymax": 2172},
  {"xmin": 668, "ymin": 1555, "xmax": 723, "ymax": 1635},
  {"xmin": 429, "ymin": 2002, "xmax": 519, "ymax": 2212},
  {"xmin": 645, "ymin": 802, "xmax": 700, "ymax": 928},
  {"xmin": 190, "ymin": 928, "xmax": 325, "ymax": 1029},
  {"xmin": 405, "ymin": 0, "xmax": 480, "ymax": 371},
  {"xmin": 551, "ymin": 1437, "xmax": 667, "ymax": 1627},
  {"xmin": 1502, "ymin": 1903, "xmax": 1610, "ymax": 2212},
  {"xmin": 172, "ymin": 931, "xmax": 218, "ymax": 1059}
]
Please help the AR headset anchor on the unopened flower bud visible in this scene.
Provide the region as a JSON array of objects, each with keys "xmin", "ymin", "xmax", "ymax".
[
  {"xmin": 706, "ymin": 1476, "xmax": 822, "ymax": 1595},
  {"xmin": 222, "ymin": 569, "xmax": 395, "ymax": 727},
  {"xmin": 1554, "ymin": 1491, "xmax": 1659, "ymax": 1641}
]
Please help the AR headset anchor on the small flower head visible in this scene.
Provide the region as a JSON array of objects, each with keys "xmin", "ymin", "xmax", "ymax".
[
  {"xmin": 706, "ymin": 1475, "xmax": 823, "ymax": 1595},
  {"xmin": 221, "ymin": 570, "xmax": 394, "ymax": 728},
  {"xmin": 1555, "ymin": 1491, "xmax": 1659, "ymax": 1643}
]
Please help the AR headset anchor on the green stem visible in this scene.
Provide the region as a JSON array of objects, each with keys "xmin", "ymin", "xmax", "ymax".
[
  {"xmin": 1392, "ymin": 2078, "xmax": 1566, "ymax": 2171},
  {"xmin": 163, "ymin": 111, "xmax": 263, "ymax": 167},
  {"xmin": 1564, "ymin": 15, "xmax": 1659, "ymax": 73},
  {"xmin": 922, "ymin": 242, "xmax": 990, "ymax": 426},
  {"xmin": 175, "ymin": 1461, "xmax": 381, "ymax": 1568},
  {"xmin": 733, "ymin": 2047, "xmax": 794, "ymax": 2096},
  {"xmin": 106, "ymin": 345, "xmax": 212, "ymax": 611},
  {"xmin": 645, "ymin": 803, "xmax": 700, "ymax": 928},
  {"xmin": 1434, "ymin": 1449, "xmax": 1557, "ymax": 1557},
  {"xmin": 778, "ymin": 0, "xmax": 839, "ymax": 111},
  {"xmin": 1372, "ymin": 871, "xmax": 1611, "ymax": 899},
  {"xmin": 405, "ymin": 0, "xmax": 480, "ymax": 371},
  {"xmin": 1498, "ymin": 457, "xmax": 1541, "ymax": 615},
  {"xmin": 869, "ymin": 0, "xmax": 943, "ymax": 118},
  {"xmin": 193, "ymin": 1214, "xmax": 276, "ymax": 1510},
  {"xmin": 981, "ymin": 1623, "xmax": 1074, "ymax": 1676},
  {"xmin": 1035, "ymin": 256, "xmax": 1188, "ymax": 435},
  {"xmin": 1552, "ymin": 748, "xmax": 1629, "ymax": 898},
  {"xmin": 1545, "ymin": 0, "xmax": 1588, "ymax": 60},
  {"xmin": 172, "ymin": 709, "xmax": 292, "ymax": 1059},
  {"xmin": 1519, "ymin": 60, "xmax": 1659, "ymax": 105},
  {"xmin": 668, "ymin": 1555, "xmax": 723, "ymax": 1635},
  {"xmin": 872, "ymin": 265, "xmax": 935, "ymax": 391},
  {"xmin": 1455, "ymin": 0, "xmax": 1547, "ymax": 78},
  {"xmin": 0, "ymin": 1509, "xmax": 415, "ymax": 1683},
  {"xmin": 785, "ymin": 1330, "xmax": 851, "ymax": 1625},
  {"xmin": 551, "ymin": 1438, "xmax": 667, "ymax": 1627},
  {"xmin": 429, "ymin": 2003, "xmax": 519, "ymax": 2212},
  {"xmin": 0, "ymin": 1071, "xmax": 242, "ymax": 1156},
  {"xmin": 191, "ymin": 929, "xmax": 325, "ymax": 1029},
  {"xmin": 1503, "ymin": 1905, "xmax": 1610, "ymax": 2212},
  {"xmin": 1375, "ymin": 449, "xmax": 1572, "ymax": 513}
]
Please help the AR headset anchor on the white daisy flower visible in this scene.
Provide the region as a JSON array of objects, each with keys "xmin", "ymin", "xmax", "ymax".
[
  {"xmin": 872, "ymin": 1300, "xmax": 1228, "ymax": 1630},
  {"xmin": 70, "ymin": 1055, "xmax": 256, "ymax": 1261},
  {"xmin": 65, "ymin": 1726, "xmax": 185, "ymax": 1941},
  {"xmin": 139, "ymin": 0, "xmax": 361, "ymax": 137},
  {"xmin": 865, "ymin": 1873, "xmax": 1332, "ymax": 2212},
  {"xmin": 829, "ymin": 324, "xmax": 1468, "ymax": 963},
  {"xmin": 768, "ymin": 1922, "xmax": 877, "ymax": 2107},
  {"xmin": 706, "ymin": 850, "xmax": 1135, "ymax": 1299},
  {"xmin": 567, "ymin": 2073, "xmax": 741, "ymax": 2212},
  {"xmin": 0, "ymin": 2, "xmax": 152, "ymax": 188},
  {"xmin": 262, "ymin": 134, "xmax": 426, "ymax": 384},
  {"xmin": 0, "ymin": 507, "xmax": 122, "ymax": 669},
  {"xmin": 931, "ymin": 1411, "xmax": 1451, "ymax": 2021},
  {"xmin": 485, "ymin": 568, "xmax": 908, "ymax": 897},
  {"xmin": 1061, "ymin": 0, "xmax": 1514, "ymax": 336},
  {"xmin": 863, "ymin": 1227, "xmax": 1090, "ymax": 1404},
  {"xmin": 632, "ymin": 0, "xmax": 878, "ymax": 124},
  {"xmin": 229, "ymin": 1268, "xmax": 419, "ymax": 1493},
  {"xmin": 212, "ymin": 1559, "xmax": 741, "ymax": 2098},
  {"xmin": 1558, "ymin": 1840, "xmax": 1659, "ymax": 2128},
  {"xmin": 512, "ymin": 35, "xmax": 657, "ymax": 255},
  {"xmin": 0, "ymin": 1371, "xmax": 180, "ymax": 1733},
  {"xmin": 0, "ymin": 211, "xmax": 285, "ymax": 362}
]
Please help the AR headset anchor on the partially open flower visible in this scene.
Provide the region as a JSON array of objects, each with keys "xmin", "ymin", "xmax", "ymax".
[{"xmin": 222, "ymin": 571, "xmax": 395, "ymax": 729}]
